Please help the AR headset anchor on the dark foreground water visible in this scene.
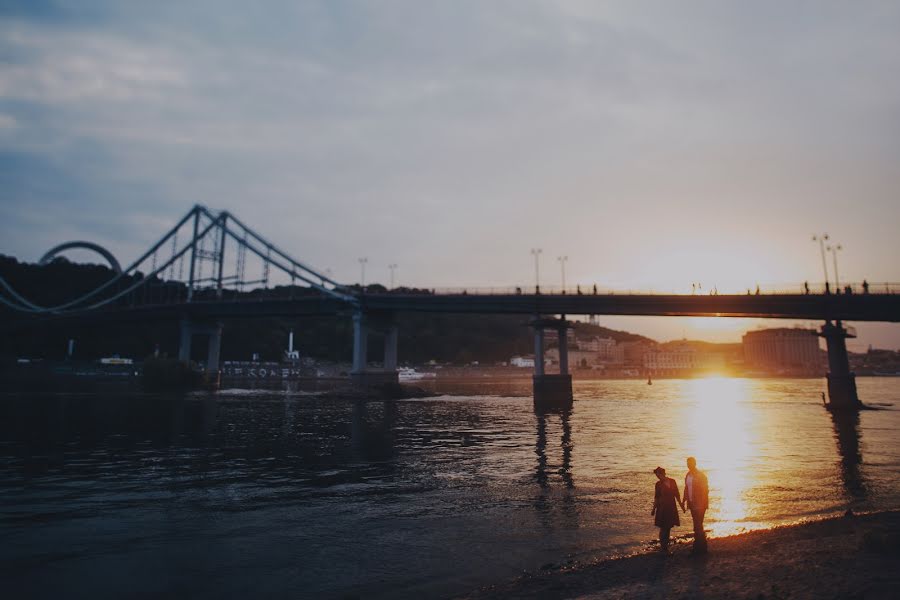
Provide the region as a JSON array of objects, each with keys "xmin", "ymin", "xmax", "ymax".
[{"xmin": 2, "ymin": 378, "xmax": 899, "ymax": 599}]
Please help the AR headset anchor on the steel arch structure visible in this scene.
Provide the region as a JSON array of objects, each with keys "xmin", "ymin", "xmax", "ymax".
[
  {"xmin": 39, "ymin": 241, "xmax": 123, "ymax": 273},
  {"xmin": 1, "ymin": 205, "xmax": 356, "ymax": 315}
]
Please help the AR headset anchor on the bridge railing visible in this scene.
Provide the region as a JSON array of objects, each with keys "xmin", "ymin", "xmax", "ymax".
[
  {"xmin": 406, "ymin": 282, "xmax": 900, "ymax": 297},
  {"xmin": 129, "ymin": 280, "xmax": 900, "ymax": 305}
]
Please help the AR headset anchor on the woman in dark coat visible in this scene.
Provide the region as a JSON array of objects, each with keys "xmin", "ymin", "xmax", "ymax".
[{"xmin": 651, "ymin": 466, "xmax": 684, "ymax": 554}]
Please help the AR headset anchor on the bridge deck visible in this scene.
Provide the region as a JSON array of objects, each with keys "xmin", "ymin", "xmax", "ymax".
[
  {"xmin": 37, "ymin": 292, "xmax": 898, "ymax": 323},
  {"xmin": 361, "ymin": 292, "xmax": 899, "ymax": 321}
]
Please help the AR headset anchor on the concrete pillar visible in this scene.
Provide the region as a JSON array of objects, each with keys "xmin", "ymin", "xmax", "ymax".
[
  {"xmin": 352, "ymin": 312, "xmax": 368, "ymax": 373},
  {"xmin": 206, "ymin": 323, "xmax": 222, "ymax": 374},
  {"xmin": 558, "ymin": 325, "xmax": 569, "ymax": 375},
  {"xmin": 820, "ymin": 320, "xmax": 860, "ymax": 410},
  {"xmin": 351, "ymin": 312, "xmax": 399, "ymax": 388},
  {"xmin": 534, "ymin": 327, "xmax": 545, "ymax": 377},
  {"xmin": 178, "ymin": 319, "xmax": 193, "ymax": 362},
  {"xmin": 383, "ymin": 325, "xmax": 399, "ymax": 371},
  {"xmin": 531, "ymin": 318, "xmax": 572, "ymax": 412}
]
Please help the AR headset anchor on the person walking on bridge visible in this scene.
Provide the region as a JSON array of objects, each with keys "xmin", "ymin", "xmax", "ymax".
[{"xmin": 682, "ymin": 456, "xmax": 709, "ymax": 554}]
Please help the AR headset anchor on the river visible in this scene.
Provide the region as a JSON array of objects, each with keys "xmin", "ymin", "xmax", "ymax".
[{"xmin": 1, "ymin": 377, "xmax": 898, "ymax": 598}]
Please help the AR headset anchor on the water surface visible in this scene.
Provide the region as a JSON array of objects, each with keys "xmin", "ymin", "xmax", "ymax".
[{"xmin": 1, "ymin": 378, "xmax": 898, "ymax": 598}]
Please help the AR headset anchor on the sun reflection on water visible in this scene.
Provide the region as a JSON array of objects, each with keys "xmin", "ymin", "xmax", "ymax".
[{"xmin": 681, "ymin": 377, "xmax": 763, "ymax": 537}]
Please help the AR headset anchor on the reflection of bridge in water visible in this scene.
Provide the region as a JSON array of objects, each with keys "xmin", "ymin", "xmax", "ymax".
[
  {"xmin": 831, "ymin": 410, "xmax": 867, "ymax": 501},
  {"xmin": 3, "ymin": 205, "xmax": 899, "ymax": 411}
]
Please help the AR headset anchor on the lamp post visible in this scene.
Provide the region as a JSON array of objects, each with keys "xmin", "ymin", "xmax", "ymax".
[
  {"xmin": 388, "ymin": 263, "xmax": 398, "ymax": 289},
  {"xmin": 812, "ymin": 234, "xmax": 830, "ymax": 293},
  {"xmin": 530, "ymin": 248, "xmax": 542, "ymax": 294},
  {"xmin": 358, "ymin": 257, "xmax": 368, "ymax": 288},
  {"xmin": 557, "ymin": 255, "xmax": 568, "ymax": 292},
  {"xmin": 828, "ymin": 244, "xmax": 843, "ymax": 291}
]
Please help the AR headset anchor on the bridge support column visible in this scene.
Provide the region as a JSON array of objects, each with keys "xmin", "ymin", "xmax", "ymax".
[
  {"xmin": 352, "ymin": 312, "xmax": 368, "ymax": 374},
  {"xmin": 178, "ymin": 319, "xmax": 193, "ymax": 362},
  {"xmin": 820, "ymin": 320, "xmax": 860, "ymax": 410},
  {"xmin": 178, "ymin": 319, "xmax": 224, "ymax": 387},
  {"xmin": 531, "ymin": 317, "xmax": 573, "ymax": 411},
  {"xmin": 350, "ymin": 311, "xmax": 399, "ymax": 388},
  {"xmin": 383, "ymin": 324, "xmax": 399, "ymax": 372},
  {"xmin": 557, "ymin": 321, "xmax": 569, "ymax": 375},
  {"xmin": 206, "ymin": 323, "xmax": 223, "ymax": 375}
]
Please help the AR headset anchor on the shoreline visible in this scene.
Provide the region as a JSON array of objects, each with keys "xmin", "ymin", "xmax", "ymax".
[{"xmin": 461, "ymin": 510, "xmax": 900, "ymax": 599}]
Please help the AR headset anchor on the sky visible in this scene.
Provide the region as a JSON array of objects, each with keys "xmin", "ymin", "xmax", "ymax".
[{"xmin": 1, "ymin": 1, "xmax": 899, "ymax": 349}]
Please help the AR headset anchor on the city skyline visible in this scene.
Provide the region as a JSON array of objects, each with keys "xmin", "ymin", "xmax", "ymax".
[{"xmin": 2, "ymin": 1, "xmax": 899, "ymax": 348}]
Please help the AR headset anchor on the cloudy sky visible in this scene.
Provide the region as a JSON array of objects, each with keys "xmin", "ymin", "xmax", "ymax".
[{"xmin": 1, "ymin": 1, "xmax": 898, "ymax": 347}]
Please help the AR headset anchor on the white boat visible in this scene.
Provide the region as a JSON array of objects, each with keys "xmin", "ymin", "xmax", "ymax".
[{"xmin": 398, "ymin": 367, "xmax": 436, "ymax": 381}]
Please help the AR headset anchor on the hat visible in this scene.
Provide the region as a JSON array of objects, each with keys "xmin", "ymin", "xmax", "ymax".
[{"xmin": 653, "ymin": 466, "xmax": 666, "ymax": 476}]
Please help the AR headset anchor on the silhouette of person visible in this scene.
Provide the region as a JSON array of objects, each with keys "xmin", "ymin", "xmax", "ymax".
[
  {"xmin": 862, "ymin": 280, "xmax": 869, "ymax": 294},
  {"xmin": 755, "ymin": 285, "xmax": 760, "ymax": 295},
  {"xmin": 651, "ymin": 466, "xmax": 683, "ymax": 554},
  {"xmin": 804, "ymin": 281, "xmax": 810, "ymax": 295},
  {"xmin": 682, "ymin": 456, "xmax": 709, "ymax": 554},
  {"xmin": 593, "ymin": 283, "xmax": 598, "ymax": 295}
]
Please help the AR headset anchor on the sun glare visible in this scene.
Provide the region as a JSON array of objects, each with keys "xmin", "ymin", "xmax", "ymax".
[{"xmin": 681, "ymin": 377, "xmax": 760, "ymax": 537}]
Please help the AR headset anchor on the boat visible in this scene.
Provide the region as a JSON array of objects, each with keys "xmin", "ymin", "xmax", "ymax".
[{"xmin": 399, "ymin": 367, "xmax": 437, "ymax": 381}]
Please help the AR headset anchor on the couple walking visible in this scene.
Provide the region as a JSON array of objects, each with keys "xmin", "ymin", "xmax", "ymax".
[{"xmin": 651, "ymin": 457, "xmax": 708, "ymax": 555}]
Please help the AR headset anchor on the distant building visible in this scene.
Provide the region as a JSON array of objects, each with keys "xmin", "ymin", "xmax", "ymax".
[
  {"xmin": 577, "ymin": 336, "xmax": 614, "ymax": 353},
  {"xmin": 621, "ymin": 340, "xmax": 658, "ymax": 366},
  {"xmin": 742, "ymin": 328, "xmax": 822, "ymax": 374},
  {"xmin": 572, "ymin": 336, "xmax": 625, "ymax": 365},
  {"xmin": 610, "ymin": 344, "xmax": 626, "ymax": 364},
  {"xmin": 544, "ymin": 328, "xmax": 576, "ymax": 346},
  {"xmin": 546, "ymin": 348, "xmax": 601, "ymax": 368},
  {"xmin": 644, "ymin": 344, "xmax": 696, "ymax": 372}
]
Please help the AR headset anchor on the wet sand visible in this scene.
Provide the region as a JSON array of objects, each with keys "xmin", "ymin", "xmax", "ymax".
[{"xmin": 462, "ymin": 510, "xmax": 900, "ymax": 599}]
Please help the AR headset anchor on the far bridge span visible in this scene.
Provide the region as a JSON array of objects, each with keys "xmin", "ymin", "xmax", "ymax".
[{"xmin": 2, "ymin": 205, "xmax": 898, "ymax": 411}]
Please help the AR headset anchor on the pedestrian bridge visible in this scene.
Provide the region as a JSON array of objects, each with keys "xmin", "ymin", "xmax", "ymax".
[{"xmin": 2, "ymin": 205, "xmax": 897, "ymax": 411}]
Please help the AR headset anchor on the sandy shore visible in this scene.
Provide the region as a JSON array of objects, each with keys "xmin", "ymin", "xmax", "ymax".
[{"xmin": 462, "ymin": 511, "xmax": 900, "ymax": 599}]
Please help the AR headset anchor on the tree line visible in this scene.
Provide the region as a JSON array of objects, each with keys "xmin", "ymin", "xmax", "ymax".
[{"xmin": 0, "ymin": 255, "xmax": 652, "ymax": 364}]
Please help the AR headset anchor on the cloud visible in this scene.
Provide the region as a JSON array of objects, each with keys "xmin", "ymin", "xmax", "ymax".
[{"xmin": 0, "ymin": 0, "xmax": 898, "ymax": 296}]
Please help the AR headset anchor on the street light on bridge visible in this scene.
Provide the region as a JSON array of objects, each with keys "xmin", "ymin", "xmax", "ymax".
[
  {"xmin": 812, "ymin": 234, "xmax": 830, "ymax": 293},
  {"xmin": 388, "ymin": 263, "xmax": 398, "ymax": 290},
  {"xmin": 530, "ymin": 248, "xmax": 542, "ymax": 294},
  {"xmin": 827, "ymin": 243, "xmax": 843, "ymax": 291},
  {"xmin": 358, "ymin": 257, "xmax": 368, "ymax": 288},
  {"xmin": 557, "ymin": 255, "xmax": 568, "ymax": 292}
]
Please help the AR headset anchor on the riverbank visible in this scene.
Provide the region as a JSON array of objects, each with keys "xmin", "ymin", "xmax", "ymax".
[{"xmin": 463, "ymin": 510, "xmax": 900, "ymax": 599}]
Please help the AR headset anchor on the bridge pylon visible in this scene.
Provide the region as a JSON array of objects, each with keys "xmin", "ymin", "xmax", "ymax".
[
  {"xmin": 178, "ymin": 318, "xmax": 224, "ymax": 387},
  {"xmin": 531, "ymin": 316, "xmax": 573, "ymax": 411},
  {"xmin": 819, "ymin": 320, "xmax": 861, "ymax": 410},
  {"xmin": 350, "ymin": 311, "xmax": 400, "ymax": 388}
]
